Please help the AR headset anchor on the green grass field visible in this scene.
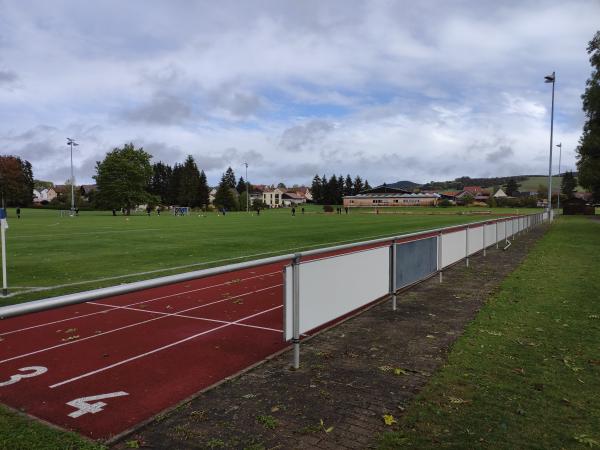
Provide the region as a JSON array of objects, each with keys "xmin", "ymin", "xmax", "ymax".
[
  {"xmin": 380, "ymin": 216, "xmax": 600, "ymax": 449},
  {"xmin": 0, "ymin": 206, "xmax": 540, "ymax": 305}
]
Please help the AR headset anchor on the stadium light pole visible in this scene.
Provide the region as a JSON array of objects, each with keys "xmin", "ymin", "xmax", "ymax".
[
  {"xmin": 244, "ymin": 162, "xmax": 249, "ymax": 212},
  {"xmin": 544, "ymin": 72, "xmax": 555, "ymax": 216},
  {"xmin": 556, "ymin": 142, "xmax": 562, "ymax": 212},
  {"xmin": 66, "ymin": 138, "xmax": 79, "ymax": 215}
]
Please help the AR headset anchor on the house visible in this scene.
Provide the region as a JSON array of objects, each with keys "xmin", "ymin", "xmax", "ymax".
[
  {"xmin": 493, "ymin": 188, "xmax": 508, "ymax": 198},
  {"xmin": 208, "ymin": 188, "xmax": 217, "ymax": 204},
  {"xmin": 282, "ymin": 192, "xmax": 306, "ymax": 206},
  {"xmin": 343, "ymin": 185, "xmax": 439, "ymax": 207},
  {"xmin": 463, "ymin": 186, "xmax": 484, "ymax": 195},
  {"xmin": 289, "ymin": 186, "xmax": 313, "ymax": 202},
  {"xmin": 33, "ymin": 188, "xmax": 57, "ymax": 204},
  {"xmin": 262, "ymin": 188, "xmax": 285, "ymax": 207},
  {"xmin": 439, "ymin": 191, "xmax": 461, "ymax": 201}
]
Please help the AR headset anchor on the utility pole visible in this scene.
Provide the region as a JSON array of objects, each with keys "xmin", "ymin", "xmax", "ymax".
[
  {"xmin": 244, "ymin": 162, "xmax": 249, "ymax": 212},
  {"xmin": 556, "ymin": 142, "xmax": 562, "ymax": 212},
  {"xmin": 544, "ymin": 72, "xmax": 555, "ymax": 218},
  {"xmin": 66, "ymin": 138, "xmax": 79, "ymax": 216}
]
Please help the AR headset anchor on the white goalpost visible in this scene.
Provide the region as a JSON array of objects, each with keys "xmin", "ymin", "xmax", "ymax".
[{"xmin": 172, "ymin": 207, "xmax": 190, "ymax": 216}]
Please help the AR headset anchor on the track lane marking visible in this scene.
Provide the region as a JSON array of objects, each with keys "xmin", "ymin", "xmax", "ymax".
[
  {"xmin": 89, "ymin": 302, "xmax": 283, "ymax": 333},
  {"xmin": 49, "ymin": 304, "xmax": 283, "ymax": 389},
  {"xmin": 0, "ymin": 271, "xmax": 280, "ymax": 337},
  {"xmin": 0, "ymin": 284, "xmax": 282, "ymax": 364}
]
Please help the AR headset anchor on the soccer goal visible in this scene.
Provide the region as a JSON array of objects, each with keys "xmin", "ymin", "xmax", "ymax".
[
  {"xmin": 173, "ymin": 207, "xmax": 190, "ymax": 216},
  {"xmin": 59, "ymin": 210, "xmax": 75, "ymax": 217}
]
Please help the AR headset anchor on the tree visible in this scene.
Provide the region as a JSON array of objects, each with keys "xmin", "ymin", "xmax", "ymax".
[
  {"xmin": 504, "ymin": 178, "xmax": 520, "ymax": 196},
  {"xmin": 0, "ymin": 155, "xmax": 34, "ymax": 206},
  {"xmin": 561, "ymin": 171, "xmax": 578, "ymax": 198},
  {"xmin": 364, "ymin": 179, "xmax": 372, "ymax": 191},
  {"xmin": 93, "ymin": 143, "xmax": 153, "ymax": 213},
  {"xmin": 223, "ymin": 167, "xmax": 236, "ymax": 189},
  {"xmin": 577, "ymin": 31, "xmax": 600, "ymax": 201},
  {"xmin": 311, "ymin": 175, "xmax": 323, "ymax": 204},
  {"xmin": 277, "ymin": 182, "xmax": 287, "ymax": 189},
  {"xmin": 149, "ymin": 162, "xmax": 172, "ymax": 203},
  {"xmin": 214, "ymin": 171, "xmax": 238, "ymax": 210},
  {"xmin": 167, "ymin": 163, "xmax": 183, "ymax": 205},
  {"xmin": 199, "ymin": 170, "xmax": 209, "ymax": 208},
  {"xmin": 236, "ymin": 176, "xmax": 246, "ymax": 194},
  {"xmin": 353, "ymin": 175, "xmax": 363, "ymax": 194},
  {"xmin": 178, "ymin": 155, "xmax": 201, "ymax": 207}
]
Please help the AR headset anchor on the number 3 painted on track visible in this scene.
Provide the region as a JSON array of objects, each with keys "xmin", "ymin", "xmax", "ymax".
[
  {"xmin": 0, "ymin": 366, "xmax": 47, "ymax": 387},
  {"xmin": 67, "ymin": 391, "xmax": 129, "ymax": 418}
]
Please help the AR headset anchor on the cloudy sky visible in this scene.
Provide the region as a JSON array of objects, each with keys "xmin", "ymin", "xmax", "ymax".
[{"xmin": 0, "ymin": 0, "xmax": 598, "ymax": 186}]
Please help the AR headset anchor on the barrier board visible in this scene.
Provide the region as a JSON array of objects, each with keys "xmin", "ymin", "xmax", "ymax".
[
  {"xmin": 484, "ymin": 223, "xmax": 496, "ymax": 247},
  {"xmin": 284, "ymin": 246, "xmax": 390, "ymax": 341},
  {"xmin": 497, "ymin": 220, "xmax": 506, "ymax": 241},
  {"xmin": 441, "ymin": 229, "xmax": 466, "ymax": 268},
  {"xmin": 394, "ymin": 237, "xmax": 437, "ymax": 289},
  {"xmin": 467, "ymin": 226, "xmax": 484, "ymax": 255}
]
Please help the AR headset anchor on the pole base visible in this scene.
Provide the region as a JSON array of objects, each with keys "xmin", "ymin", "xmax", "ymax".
[{"xmin": 2, "ymin": 288, "xmax": 7, "ymax": 296}]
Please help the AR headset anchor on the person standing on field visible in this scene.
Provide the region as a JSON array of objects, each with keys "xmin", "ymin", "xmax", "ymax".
[
  {"xmin": 291, "ymin": 206, "xmax": 296, "ymax": 216},
  {"xmin": 16, "ymin": 207, "xmax": 21, "ymax": 219}
]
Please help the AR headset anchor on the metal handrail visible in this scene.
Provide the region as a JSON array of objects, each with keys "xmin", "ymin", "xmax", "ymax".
[{"xmin": 0, "ymin": 212, "xmax": 544, "ymax": 319}]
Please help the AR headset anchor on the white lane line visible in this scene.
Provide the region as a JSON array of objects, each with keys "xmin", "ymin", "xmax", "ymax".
[
  {"xmin": 49, "ymin": 304, "xmax": 283, "ymax": 389},
  {"xmin": 12, "ymin": 228, "xmax": 413, "ymax": 296},
  {"xmin": 12, "ymin": 229, "xmax": 161, "ymax": 239},
  {"xmin": 89, "ymin": 301, "xmax": 282, "ymax": 333},
  {"xmin": 0, "ymin": 271, "xmax": 280, "ymax": 337},
  {"xmin": 0, "ymin": 284, "xmax": 282, "ymax": 364}
]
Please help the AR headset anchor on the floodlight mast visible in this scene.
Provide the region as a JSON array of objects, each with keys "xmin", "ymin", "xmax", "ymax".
[
  {"xmin": 544, "ymin": 72, "xmax": 555, "ymax": 217},
  {"xmin": 66, "ymin": 138, "xmax": 79, "ymax": 215},
  {"xmin": 244, "ymin": 162, "xmax": 249, "ymax": 212},
  {"xmin": 556, "ymin": 143, "xmax": 562, "ymax": 211}
]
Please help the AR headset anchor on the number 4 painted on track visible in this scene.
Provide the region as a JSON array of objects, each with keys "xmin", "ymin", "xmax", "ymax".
[{"xmin": 66, "ymin": 391, "xmax": 129, "ymax": 418}]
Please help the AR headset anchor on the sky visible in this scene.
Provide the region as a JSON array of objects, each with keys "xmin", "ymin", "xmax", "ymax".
[{"xmin": 0, "ymin": 0, "xmax": 598, "ymax": 187}]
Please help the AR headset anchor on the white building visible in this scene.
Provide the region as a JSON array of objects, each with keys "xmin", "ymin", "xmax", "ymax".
[{"xmin": 262, "ymin": 188, "xmax": 285, "ymax": 207}]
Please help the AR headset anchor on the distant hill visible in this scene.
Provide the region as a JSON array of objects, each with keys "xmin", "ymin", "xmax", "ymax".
[{"xmin": 387, "ymin": 180, "xmax": 421, "ymax": 191}]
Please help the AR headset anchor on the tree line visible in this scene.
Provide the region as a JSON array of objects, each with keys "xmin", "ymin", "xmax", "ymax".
[
  {"xmin": 310, "ymin": 174, "xmax": 372, "ymax": 205},
  {"xmin": 0, "ymin": 155, "xmax": 34, "ymax": 207}
]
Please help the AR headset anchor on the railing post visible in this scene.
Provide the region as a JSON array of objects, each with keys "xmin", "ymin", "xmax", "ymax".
[
  {"xmin": 438, "ymin": 231, "xmax": 443, "ymax": 283},
  {"xmin": 495, "ymin": 220, "xmax": 499, "ymax": 249},
  {"xmin": 292, "ymin": 253, "xmax": 301, "ymax": 370},
  {"xmin": 390, "ymin": 240, "xmax": 397, "ymax": 311},
  {"xmin": 483, "ymin": 222, "xmax": 487, "ymax": 257},
  {"xmin": 465, "ymin": 225, "xmax": 470, "ymax": 267},
  {"xmin": 505, "ymin": 219, "xmax": 508, "ymax": 245}
]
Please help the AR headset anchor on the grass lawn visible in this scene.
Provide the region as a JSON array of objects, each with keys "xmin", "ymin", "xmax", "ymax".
[
  {"xmin": 379, "ymin": 216, "xmax": 600, "ymax": 449},
  {"xmin": 0, "ymin": 206, "xmax": 540, "ymax": 305}
]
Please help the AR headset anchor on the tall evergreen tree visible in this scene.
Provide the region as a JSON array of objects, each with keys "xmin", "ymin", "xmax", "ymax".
[
  {"xmin": 214, "ymin": 171, "xmax": 237, "ymax": 210},
  {"xmin": 577, "ymin": 31, "xmax": 600, "ymax": 201},
  {"xmin": 224, "ymin": 167, "xmax": 236, "ymax": 189},
  {"xmin": 364, "ymin": 179, "xmax": 372, "ymax": 190},
  {"xmin": 325, "ymin": 175, "xmax": 339, "ymax": 205},
  {"xmin": 561, "ymin": 171, "xmax": 577, "ymax": 198},
  {"xmin": 236, "ymin": 176, "xmax": 246, "ymax": 194},
  {"xmin": 353, "ymin": 175, "xmax": 364, "ymax": 194},
  {"xmin": 149, "ymin": 162, "xmax": 172, "ymax": 203},
  {"xmin": 168, "ymin": 163, "xmax": 183, "ymax": 205},
  {"xmin": 311, "ymin": 174, "xmax": 322, "ymax": 204},
  {"xmin": 504, "ymin": 178, "xmax": 520, "ymax": 196},
  {"xmin": 178, "ymin": 155, "xmax": 201, "ymax": 207},
  {"xmin": 344, "ymin": 174, "xmax": 353, "ymax": 196},
  {"xmin": 199, "ymin": 170, "xmax": 209, "ymax": 207},
  {"xmin": 336, "ymin": 175, "xmax": 344, "ymax": 204}
]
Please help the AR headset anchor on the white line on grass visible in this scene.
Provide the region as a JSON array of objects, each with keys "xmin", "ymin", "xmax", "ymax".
[
  {"xmin": 49, "ymin": 304, "xmax": 283, "ymax": 389},
  {"xmin": 12, "ymin": 228, "xmax": 162, "ymax": 239},
  {"xmin": 0, "ymin": 271, "xmax": 280, "ymax": 337},
  {"xmin": 0, "ymin": 284, "xmax": 282, "ymax": 364},
  {"xmin": 11, "ymin": 229, "xmax": 416, "ymax": 296}
]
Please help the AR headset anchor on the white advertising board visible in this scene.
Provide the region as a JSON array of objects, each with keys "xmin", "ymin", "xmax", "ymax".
[
  {"xmin": 467, "ymin": 226, "xmax": 484, "ymax": 255},
  {"xmin": 497, "ymin": 221, "xmax": 506, "ymax": 241},
  {"xmin": 484, "ymin": 223, "xmax": 496, "ymax": 247},
  {"xmin": 441, "ymin": 229, "xmax": 466, "ymax": 268},
  {"xmin": 284, "ymin": 246, "xmax": 390, "ymax": 341}
]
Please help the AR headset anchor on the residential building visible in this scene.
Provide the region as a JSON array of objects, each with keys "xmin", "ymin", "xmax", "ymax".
[
  {"xmin": 33, "ymin": 188, "xmax": 57, "ymax": 204},
  {"xmin": 262, "ymin": 188, "xmax": 285, "ymax": 207},
  {"xmin": 343, "ymin": 185, "xmax": 439, "ymax": 207},
  {"xmin": 282, "ymin": 192, "xmax": 306, "ymax": 206}
]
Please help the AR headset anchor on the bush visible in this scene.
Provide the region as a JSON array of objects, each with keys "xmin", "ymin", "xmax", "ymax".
[
  {"xmin": 323, "ymin": 205, "xmax": 334, "ymax": 212},
  {"xmin": 439, "ymin": 199, "xmax": 452, "ymax": 207}
]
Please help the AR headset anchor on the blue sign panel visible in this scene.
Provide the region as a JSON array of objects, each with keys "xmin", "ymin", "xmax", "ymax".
[{"xmin": 395, "ymin": 237, "xmax": 438, "ymax": 288}]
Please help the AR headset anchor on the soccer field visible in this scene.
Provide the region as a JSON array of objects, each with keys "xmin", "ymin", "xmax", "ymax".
[{"xmin": 0, "ymin": 206, "xmax": 540, "ymax": 305}]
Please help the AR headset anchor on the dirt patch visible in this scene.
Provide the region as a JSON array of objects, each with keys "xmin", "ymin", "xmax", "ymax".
[{"xmin": 112, "ymin": 225, "xmax": 548, "ymax": 450}]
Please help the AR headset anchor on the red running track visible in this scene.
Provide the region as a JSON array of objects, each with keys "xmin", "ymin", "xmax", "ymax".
[
  {"xmin": 0, "ymin": 225, "xmax": 482, "ymax": 440},
  {"xmin": 0, "ymin": 262, "xmax": 289, "ymax": 440}
]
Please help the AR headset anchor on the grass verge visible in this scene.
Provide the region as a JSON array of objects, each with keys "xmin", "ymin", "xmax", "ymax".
[
  {"xmin": 0, "ymin": 404, "xmax": 105, "ymax": 450},
  {"xmin": 379, "ymin": 216, "xmax": 600, "ymax": 449}
]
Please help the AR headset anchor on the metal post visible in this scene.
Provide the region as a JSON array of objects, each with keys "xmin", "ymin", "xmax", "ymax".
[
  {"xmin": 1, "ymin": 219, "xmax": 7, "ymax": 296},
  {"xmin": 438, "ymin": 231, "xmax": 443, "ymax": 283},
  {"xmin": 495, "ymin": 220, "xmax": 499, "ymax": 249},
  {"xmin": 505, "ymin": 220, "xmax": 508, "ymax": 245},
  {"xmin": 483, "ymin": 223, "xmax": 486, "ymax": 256},
  {"xmin": 244, "ymin": 162, "xmax": 249, "ymax": 213},
  {"xmin": 465, "ymin": 225, "xmax": 469, "ymax": 267},
  {"xmin": 545, "ymin": 72, "xmax": 555, "ymax": 219},
  {"xmin": 67, "ymin": 138, "xmax": 78, "ymax": 216},
  {"xmin": 390, "ymin": 240, "xmax": 397, "ymax": 311},
  {"xmin": 292, "ymin": 254, "xmax": 301, "ymax": 369},
  {"xmin": 556, "ymin": 143, "xmax": 562, "ymax": 213}
]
